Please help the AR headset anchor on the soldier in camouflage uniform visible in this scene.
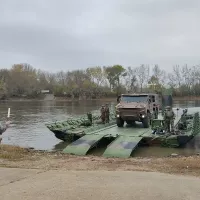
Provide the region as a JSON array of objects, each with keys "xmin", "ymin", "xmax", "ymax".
[
  {"xmin": 105, "ymin": 104, "xmax": 110, "ymax": 123},
  {"xmin": 0, "ymin": 133, "xmax": 2, "ymax": 143},
  {"xmin": 0, "ymin": 121, "xmax": 10, "ymax": 143},
  {"xmin": 86, "ymin": 112, "xmax": 93, "ymax": 126},
  {"xmin": 163, "ymin": 106, "xmax": 175, "ymax": 132},
  {"xmin": 100, "ymin": 105, "xmax": 106, "ymax": 124}
]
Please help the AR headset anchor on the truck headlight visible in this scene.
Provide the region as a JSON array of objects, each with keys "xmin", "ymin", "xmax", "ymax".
[
  {"xmin": 141, "ymin": 115, "xmax": 145, "ymax": 118},
  {"xmin": 117, "ymin": 114, "xmax": 120, "ymax": 118}
]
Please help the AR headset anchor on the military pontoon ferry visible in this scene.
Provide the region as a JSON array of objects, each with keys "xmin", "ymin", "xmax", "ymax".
[{"xmin": 46, "ymin": 93, "xmax": 200, "ymax": 158}]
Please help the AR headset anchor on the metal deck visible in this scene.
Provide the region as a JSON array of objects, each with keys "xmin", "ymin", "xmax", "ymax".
[
  {"xmin": 62, "ymin": 114, "xmax": 184, "ymax": 157},
  {"xmin": 103, "ymin": 136, "xmax": 142, "ymax": 158},
  {"xmin": 91, "ymin": 123, "xmax": 152, "ymax": 138},
  {"xmin": 63, "ymin": 133, "xmax": 107, "ymax": 155}
]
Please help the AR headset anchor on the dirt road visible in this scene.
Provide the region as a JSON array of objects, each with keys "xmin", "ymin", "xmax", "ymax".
[{"xmin": 0, "ymin": 167, "xmax": 200, "ymax": 200}]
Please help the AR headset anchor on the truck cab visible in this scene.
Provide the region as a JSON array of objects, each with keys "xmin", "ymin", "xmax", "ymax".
[{"xmin": 116, "ymin": 93, "xmax": 160, "ymax": 128}]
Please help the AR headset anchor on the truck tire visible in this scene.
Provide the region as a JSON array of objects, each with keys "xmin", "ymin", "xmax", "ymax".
[
  {"xmin": 117, "ymin": 117, "xmax": 124, "ymax": 127},
  {"xmin": 142, "ymin": 116, "xmax": 150, "ymax": 128}
]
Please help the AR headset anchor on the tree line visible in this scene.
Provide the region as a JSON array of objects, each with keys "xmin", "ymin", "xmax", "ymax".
[{"xmin": 0, "ymin": 63, "xmax": 200, "ymax": 100}]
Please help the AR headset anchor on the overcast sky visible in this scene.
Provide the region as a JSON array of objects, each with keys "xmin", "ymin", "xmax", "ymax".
[{"xmin": 0, "ymin": 0, "xmax": 199, "ymax": 72}]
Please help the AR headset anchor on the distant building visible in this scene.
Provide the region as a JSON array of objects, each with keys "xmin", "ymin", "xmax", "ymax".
[{"xmin": 41, "ymin": 90, "xmax": 50, "ymax": 94}]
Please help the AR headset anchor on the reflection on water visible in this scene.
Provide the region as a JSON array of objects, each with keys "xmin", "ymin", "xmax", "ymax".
[{"xmin": 0, "ymin": 99, "xmax": 200, "ymax": 157}]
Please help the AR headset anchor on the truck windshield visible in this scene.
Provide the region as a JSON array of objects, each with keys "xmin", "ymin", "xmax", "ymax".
[{"xmin": 121, "ymin": 95, "xmax": 148, "ymax": 103}]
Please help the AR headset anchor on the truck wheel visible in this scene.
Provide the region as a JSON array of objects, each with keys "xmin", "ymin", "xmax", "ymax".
[
  {"xmin": 117, "ymin": 118, "xmax": 124, "ymax": 127},
  {"xmin": 142, "ymin": 116, "xmax": 150, "ymax": 128}
]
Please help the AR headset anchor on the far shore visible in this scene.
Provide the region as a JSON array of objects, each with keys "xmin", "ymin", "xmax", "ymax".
[{"xmin": 1, "ymin": 96, "xmax": 200, "ymax": 102}]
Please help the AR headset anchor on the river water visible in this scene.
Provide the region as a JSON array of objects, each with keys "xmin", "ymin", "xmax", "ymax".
[{"xmin": 1, "ymin": 99, "xmax": 200, "ymax": 157}]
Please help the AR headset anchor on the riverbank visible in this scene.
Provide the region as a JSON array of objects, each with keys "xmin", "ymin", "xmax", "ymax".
[{"xmin": 0, "ymin": 145, "xmax": 200, "ymax": 177}]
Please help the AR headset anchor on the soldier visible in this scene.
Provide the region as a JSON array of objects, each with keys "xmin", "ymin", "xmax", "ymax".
[
  {"xmin": 163, "ymin": 106, "xmax": 175, "ymax": 132},
  {"xmin": 100, "ymin": 105, "xmax": 106, "ymax": 124},
  {"xmin": 0, "ymin": 121, "xmax": 10, "ymax": 143},
  {"xmin": 105, "ymin": 104, "xmax": 110, "ymax": 123},
  {"xmin": 0, "ymin": 133, "xmax": 2, "ymax": 143},
  {"xmin": 86, "ymin": 112, "xmax": 93, "ymax": 125}
]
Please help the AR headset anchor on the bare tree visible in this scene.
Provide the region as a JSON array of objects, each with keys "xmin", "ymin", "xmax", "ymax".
[
  {"xmin": 152, "ymin": 65, "xmax": 166, "ymax": 85},
  {"xmin": 135, "ymin": 65, "xmax": 150, "ymax": 92},
  {"xmin": 123, "ymin": 67, "xmax": 138, "ymax": 92},
  {"xmin": 173, "ymin": 65, "xmax": 183, "ymax": 88}
]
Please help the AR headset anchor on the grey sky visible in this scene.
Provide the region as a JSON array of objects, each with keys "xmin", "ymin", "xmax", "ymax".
[{"xmin": 0, "ymin": 0, "xmax": 199, "ymax": 72}]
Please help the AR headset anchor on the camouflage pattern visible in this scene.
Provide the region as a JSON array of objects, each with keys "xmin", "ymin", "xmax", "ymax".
[
  {"xmin": 103, "ymin": 136, "xmax": 142, "ymax": 158},
  {"xmin": 46, "ymin": 110, "xmax": 117, "ymax": 141},
  {"xmin": 105, "ymin": 104, "xmax": 110, "ymax": 123},
  {"xmin": 178, "ymin": 109, "xmax": 188, "ymax": 130},
  {"xmin": 192, "ymin": 112, "xmax": 200, "ymax": 136},
  {"xmin": 63, "ymin": 110, "xmax": 199, "ymax": 157},
  {"xmin": 163, "ymin": 106, "xmax": 175, "ymax": 132},
  {"xmin": 87, "ymin": 112, "xmax": 93, "ymax": 123},
  {"xmin": 47, "ymin": 106, "xmax": 199, "ymax": 157},
  {"xmin": 0, "ymin": 121, "xmax": 9, "ymax": 143},
  {"xmin": 63, "ymin": 134, "xmax": 107, "ymax": 155},
  {"xmin": 100, "ymin": 105, "xmax": 106, "ymax": 123},
  {"xmin": 0, "ymin": 122, "xmax": 8, "ymax": 135}
]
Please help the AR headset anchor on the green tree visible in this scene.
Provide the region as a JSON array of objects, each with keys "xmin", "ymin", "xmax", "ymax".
[
  {"xmin": 148, "ymin": 76, "xmax": 162, "ymax": 93},
  {"xmin": 104, "ymin": 65, "xmax": 126, "ymax": 95}
]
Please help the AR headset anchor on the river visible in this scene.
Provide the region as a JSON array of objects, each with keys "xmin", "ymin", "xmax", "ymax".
[{"xmin": 1, "ymin": 99, "xmax": 200, "ymax": 157}]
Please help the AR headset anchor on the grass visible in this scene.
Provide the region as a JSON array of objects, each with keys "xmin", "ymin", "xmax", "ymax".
[
  {"xmin": 146, "ymin": 156, "xmax": 200, "ymax": 176},
  {"xmin": 0, "ymin": 144, "xmax": 29, "ymax": 160}
]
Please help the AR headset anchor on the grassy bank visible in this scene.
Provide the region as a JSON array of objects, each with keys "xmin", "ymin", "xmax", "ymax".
[
  {"xmin": 0, "ymin": 145, "xmax": 32, "ymax": 160},
  {"xmin": 0, "ymin": 144, "xmax": 200, "ymax": 177}
]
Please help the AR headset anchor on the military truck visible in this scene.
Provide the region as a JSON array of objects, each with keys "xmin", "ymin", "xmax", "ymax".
[{"xmin": 116, "ymin": 93, "xmax": 160, "ymax": 128}]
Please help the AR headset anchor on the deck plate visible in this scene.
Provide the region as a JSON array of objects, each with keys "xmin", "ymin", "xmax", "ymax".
[
  {"xmin": 63, "ymin": 134, "xmax": 107, "ymax": 155},
  {"xmin": 103, "ymin": 136, "xmax": 142, "ymax": 158}
]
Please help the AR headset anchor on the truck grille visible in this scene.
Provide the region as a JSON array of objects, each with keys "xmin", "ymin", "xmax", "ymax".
[
  {"xmin": 120, "ymin": 108, "xmax": 142, "ymax": 115},
  {"xmin": 121, "ymin": 108, "xmax": 141, "ymax": 111}
]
